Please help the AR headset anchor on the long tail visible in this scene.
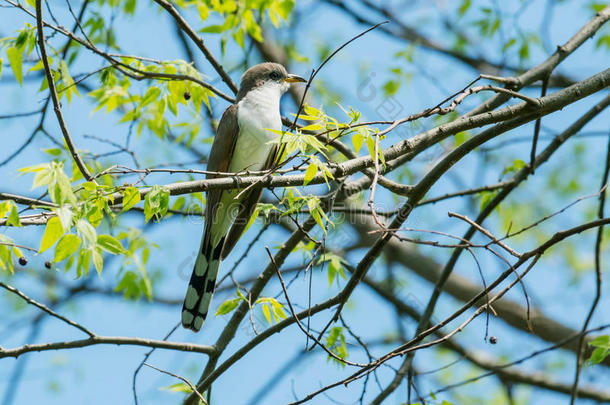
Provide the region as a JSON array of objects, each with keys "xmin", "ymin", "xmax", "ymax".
[{"xmin": 181, "ymin": 234, "xmax": 225, "ymax": 332}]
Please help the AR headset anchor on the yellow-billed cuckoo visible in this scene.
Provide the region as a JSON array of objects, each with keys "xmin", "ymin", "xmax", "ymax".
[{"xmin": 182, "ymin": 63, "xmax": 306, "ymax": 332}]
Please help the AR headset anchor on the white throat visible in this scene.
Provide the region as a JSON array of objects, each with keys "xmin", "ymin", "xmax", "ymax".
[{"xmin": 239, "ymin": 80, "xmax": 287, "ymax": 118}]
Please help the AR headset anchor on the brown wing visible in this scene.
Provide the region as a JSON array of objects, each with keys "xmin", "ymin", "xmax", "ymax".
[
  {"xmin": 203, "ymin": 104, "xmax": 240, "ymax": 247},
  {"xmin": 220, "ymin": 143, "xmax": 280, "ymax": 259}
]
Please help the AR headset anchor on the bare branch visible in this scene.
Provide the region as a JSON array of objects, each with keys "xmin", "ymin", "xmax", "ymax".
[
  {"xmin": 35, "ymin": 0, "xmax": 93, "ymax": 181},
  {"xmin": 143, "ymin": 363, "xmax": 208, "ymax": 405}
]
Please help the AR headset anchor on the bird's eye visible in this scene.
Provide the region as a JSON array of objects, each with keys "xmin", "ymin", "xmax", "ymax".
[{"xmin": 270, "ymin": 71, "xmax": 281, "ymax": 80}]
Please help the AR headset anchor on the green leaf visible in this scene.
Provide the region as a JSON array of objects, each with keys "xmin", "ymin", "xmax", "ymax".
[
  {"xmin": 97, "ymin": 234, "xmax": 125, "ymax": 255},
  {"xmin": 597, "ymin": 34, "xmax": 610, "ymax": 49},
  {"xmin": 144, "ymin": 186, "xmax": 169, "ymax": 222},
  {"xmin": 56, "ymin": 206, "xmax": 73, "ymax": 230},
  {"xmin": 502, "ymin": 159, "xmax": 526, "ymax": 176},
  {"xmin": 589, "ymin": 2, "xmax": 607, "ymax": 13},
  {"xmin": 115, "ymin": 271, "xmax": 136, "ymax": 298},
  {"xmin": 39, "ymin": 217, "xmax": 64, "ymax": 253},
  {"xmin": 42, "ymin": 147, "xmax": 62, "ymax": 156},
  {"xmin": 7, "ymin": 46, "xmax": 24, "ymax": 85},
  {"xmin": 215, "ymin": 298, "xmax": 241, "ymax": 316},
  {"xmin": 92, "ymin": 247, "xmax": 103, "ymax": 275},
  {"xmin": 458, "ymin": 0, "xmax": 470, "ymax": 16},
  {"xmin": 318, "ymin": 253, "xmax": 346, "ymax": 286},
  {"xmin": 588, "ymin": 335, "xmax": 610, "ymax": 364},
  {"xmin": 122, "ymin": 187, "xmax": 141, "ymax": 211},
  {"xmin": 519, "ymin": 41, "xmax": 529, "ymax": 60},
  {"xmin": 325, "ymin": 326, "xmax": 348, "ymax": 366},
  {"xmin": 274, "ymin": 0, "xmax": 294, "ymax": 19},
  {"xmin": 6, "ymin": 204, "xmax": 21, "ymax": 227},
  {"xmin": 197, "ymin": 3, "xmax": 209, "ymax": 21},
  {"xmin": 303, "ymin": 163, "xmax": 318, "ymax": 186},
  {"xmin": 0, "ymin": 202, "xmax": 11, "ymax": 219},
  {"xmin": 86, "ymin": 203, "xmax": 104, "ymax": 228},
  {"xmin": 590, "ymin": 335, "xmax": 610, "ymax": 347},
  {"xmin": 262, "ymin": 304, "xmax": 272, "ymax": 324},
  {"xmin": 293, "ymin": 113, "xmax": 319, "ymax": 121},
  {"xmin": 32, "ymin": 168, "xmax": 53, "ymax": 189},
  {"xmin": 490, "ymin": 18, "xmax": 501, "ymax": 35},
  {"xmin": 300, "ymin": 123, "xmax": 324, "ymax": 131},
  {"xmin": 96, "ymin": 234, "xmax": 123, "ymax": 254},
  {"xmin": 0, "ymin": 245, "xmax": 12, "ymax": 273},
  {"xmin": 124, "ymin": 0, "xmax": 136, "ymax": 14},
  {"xmin": 454, "ymin": 131, "xmax": 467, "ymax": 146},
  {"xmin": 76, "ymin": 219, "xmax": 97, "ymax": 244},
  {"xmin": 160, "ymin": 382, "xmax": 192, "ymax": 393},
  {"xmin": 171, "ymin": 196, "xmax": 185, "ymax": 211},
  {"xmin": 352, "ymin": 129, "xmax": 365, "ymax": 154},
  {"xmin": 255, "ymin": 297, "xmax": 286, "ymax": 323},
  {"xmin": 233, "ymin": 28, "xmax": 245, "ymax": 49},
  {"xmin": 244, "ymin": 10, "xmax": 263, "ymax": 41},
  {"xmin": 115, "ymin": 271, "xmax": 140, "ymax": 299},
  {"xmin": 81, "ymin": 181, "xmax": 97, "ymax": 191},
  {"xmin": 382, "ymin": 79, "xmax": 399, "ymax": 96},
  {"xmin": 76, "ymin": 248, "xmax": 91, "ymax": 277},
  {"xmin": 200, "ymin": 24, "xmax": 225, "ymax": 34},
  {"xmin": 270, "ymin": 299, "xmax": 287, "ymax": 321},
  {"xmin": 479, "ymin": 190, "xmax": 500, "ymax": 211},
  {"xmin": 140, "ymin": 86, "xmax": 160, "ymax": 107},
  {"xmin": 502, "ymin": 38, "xmax": 516, "ymax": 52},
  {"xmin": 54, "ymin": 234, "xmax": 81, "ymax": 262},
  {"xmin": 304, "ymin": 104, "xmax": 321, "ymax": 116},
  {"xmin": 589, "ymin": 347, "xmax": 610, "ymax": 364}
]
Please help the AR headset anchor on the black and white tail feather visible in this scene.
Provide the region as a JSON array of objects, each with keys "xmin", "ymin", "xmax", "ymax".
[{"xmin": 181, "ymin": 230, "xmax": 225, "ymax": 332}]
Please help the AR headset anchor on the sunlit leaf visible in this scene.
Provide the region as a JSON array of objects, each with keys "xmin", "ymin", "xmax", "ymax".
[
  {"xmin": 97, "ymin": 234, "xmax": 125, "ymax": 255},
  {"xmin": 91, "ymin": 247, "xmax": 103, "ymax": 275},
  {"xmin": 54, "ymin": 234, "xmax": 81, "ymax": 262},
  {"xmin": 7, "ymin": 46, "xmax": 24, "ymax": 85},
  {"xmin": 6, "ymin": 204, "xmax": 21, "ymax": 227},
  {"xmin": 40, "ymin": 217, "xmax": 64, "ymax": 253},
  {"xmin": 122, "ymin": 187, "xmax": 141, "ymax": 211},
  {"xmin": 215, "ymin": 298, "xmax": 241, "ymax": 316},
  {"xmin": 304, "ymin": 163, "xmax": 318, "ymax": 186}
]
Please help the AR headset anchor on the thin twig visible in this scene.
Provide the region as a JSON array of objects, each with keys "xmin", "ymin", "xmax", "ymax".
[
  {"xmin": 291, "ymin": 20, "xmax": 388, "ymax": 129},
  {"xmin": 529, "ymin": 75, "xmax": 549, "ymax": 174},
  {"xmin": 448, "ymin": 211, "xmax": 521, "ymax": 258},
  {"xmin": 143, "ymin": 362, "xmax": 207, "ymax": 404},
  {"xmin": 265, "ymin": 247, "xmax": 367, "ymax": 367},
  {"xmin": 132, "ymin": 323, "xmax": 180, "ymax": 405},
  {"xmin": 0, "ymin": 281, "xmax": 94, "ymax": 337},
  {"xmin": 569, "ymin": 134, "xmax": 610, "ymax": 403}
]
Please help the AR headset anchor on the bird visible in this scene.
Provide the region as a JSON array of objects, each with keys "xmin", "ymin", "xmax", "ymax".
[{"xmin": 182, "ymin": 63, "xmax": 306, "ymax": 332}]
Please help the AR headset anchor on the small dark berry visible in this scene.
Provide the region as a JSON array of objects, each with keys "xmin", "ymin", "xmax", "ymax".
[
  {"xmin": 44, "ymin": 261, "xmax": 52, "ymax": 269},
  {"xmin": 490, "ymin": 336, "xmax": 498, "ymax": 344},
  {"xmin": 184, "ymin": 91, "xmax": 191, "ymax": 100},
  {"xmin": 18, "ymin": 257, "xmax": 27, "ymax": 266}
]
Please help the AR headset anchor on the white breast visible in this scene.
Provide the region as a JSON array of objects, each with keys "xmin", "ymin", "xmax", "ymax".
[{"xmin": 232, "ymin": 82, "xmax": 283, "ymax": 173}]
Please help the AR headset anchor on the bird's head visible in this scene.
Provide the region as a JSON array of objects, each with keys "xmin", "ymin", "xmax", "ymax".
[{"xmin": 236, "ymin": 62, "xmax": 306, "ymax": 101}]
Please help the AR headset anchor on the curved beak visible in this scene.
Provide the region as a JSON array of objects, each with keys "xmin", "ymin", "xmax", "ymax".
[{"xmin": 284, "ymin": 74, "xmax": 307, "ymax": 83}]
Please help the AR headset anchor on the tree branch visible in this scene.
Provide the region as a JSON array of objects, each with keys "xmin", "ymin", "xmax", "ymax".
[
  {"xmin": 151, "ymin": 0, "xmax": 238, "ymax": 94},
  {"xmin": 35, "ymin": 0, "xmax": 93, "ymax": 181}
]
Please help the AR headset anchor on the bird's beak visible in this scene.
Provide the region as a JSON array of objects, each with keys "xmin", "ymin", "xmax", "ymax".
[{"xmin": 284, "ymin": 74, "xmax": 307, "ymax": 83}]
